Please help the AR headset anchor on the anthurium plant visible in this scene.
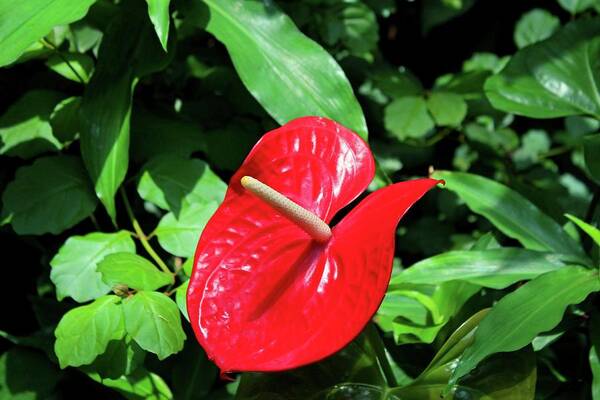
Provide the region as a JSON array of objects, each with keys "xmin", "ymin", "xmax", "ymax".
[{"xmin": 1, "ymin": 0, "xmax": 599, "ymax": 399}]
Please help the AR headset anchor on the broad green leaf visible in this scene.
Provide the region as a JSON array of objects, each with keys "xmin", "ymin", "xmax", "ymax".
[
  {"xmin": 97, "ymin": 253, "xmax": 173, "ymax": 291},
  {"xmin": 196, "ymin": 0, "xmax": 368, "ymax": 139},
  {"xmin": 376, "ymin": 281, "xmax": 479, "ymax": 345},
  {"xmin": 485, "ymin": 18, "xmax": 600, "ymax": 118},
  {"xmin": 50, "ymin": 96, "xmax": 81, "ymax": 143},
  {"xmin": 433, "ymin": 171, "xmax": 587, "ymax": 260},
  {"xmin": 590, "ymin": 313, "xmax": 600, "ymax": 400},
  {"xmin": 123, "ymin": 291, "xmax": 185, "ymax": 360},
  {"xmin": 384, "ymin": 96, "xmax": 434, "ymax": 140},
  {"xmin": 565, "ymin": 214, "xmax": 600, "ymax": 247},
  {"xmin": 172, "ymin": 340, "xmax": 218, "ymax": 400},
  {"xmin": 0, "ymin": 347, "xmax": 62, "ymax": 400},
  {"xmin": 86, "ymin": 336, "xmax": 146, "ymax": 380},
  {"xmin": 512, "ymin": 129, "xmax": 550, "ymax": 169},
  {"xmin": 137, "ymin": 155, "xmax": 226, "ymax": 215},
  {"xmin": 451, "ymin": 266, "xmax": 600, "ymax": 383},
  {"xmin": 426, "ymin": 92, "xmax": 467, "ymax": 127},
  {"xmin": 0, "ymin": 0, "xmax": 97, "ymax": 67},
  {"xmin": 146, "ymin": 0, "xmax": 171, "ymax": 51},
  {"xmin": 50, "ymin": 231, "xmax": 135, "ymax": 302},
  {"xmin": 513, "ymin": 9, "xmax": 560, "ymax": 49},
  {"xmin": 0, "ymin": 90, "xmax": 65, "ymax": 158},
  {"xmin": 421, "ymin": 0, "xmax": 475, "ymax": 34},
  {"xmin": 2, "ymin": 156, "xmax": 97, "ymax": 235},
  {"xmin": 463, "ymin": 52, "xmax": 509, "ymax": 73},
  {"xmin": 46, "ymin": 53, "xmax": 94, "ymax": 83},
  {"xmin": 80, "ymin": 3, "xmax": 171, "ymax": 221},
  {"xmin": 155, "ymin": 201, "xmax": 219, "ymax": 257},
  {"xmin": 584, "ymin": 134, "xmax": 600, "ymax": 183},
  {"xmin": 558, "ymin": 0, "xmax": 597, "ymax": 14},
  {"xmin": 54, "ymin": 295, "xmax": 125, "ymax": 368},
  {"xmin": 395, "ymin": 248, "xmax": 567, "ymax": 289},
  {"xmin": 88, "ymin": 367, "xmax": 173, "ymax": 400},
  {"xmin": 176, "ymin": 281, "xmax": 189, "ymax": 321}
]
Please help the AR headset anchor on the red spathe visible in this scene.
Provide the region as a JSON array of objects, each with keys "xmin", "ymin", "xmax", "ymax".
[{"xmin": 187, "ymin": 116, "xmax": 440, "ymax": 372}]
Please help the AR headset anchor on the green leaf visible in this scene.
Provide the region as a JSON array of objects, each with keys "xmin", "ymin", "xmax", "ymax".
[
  {"xmin": 176, "ymin": 280, "xmax": 189, "ymax": 321},
  {"xmin": 565, "ymin": 214, "xmax": 600, "ymax": 247},
  {"xmin": 513, "ymin": 9, "xmax": 560, "ymax": 49},
  {"xmin": 97, "ymin": 253, "xmax": 173, "ymax": 291},
  {"xmin": 236, "ymin": 332, "xmax": 385, "ymax": 399},
  {"xmin": 0, "ymin": 347, "xmax": 62, "ymax": 400},
  {"xmin": 2, "ymin": 156, "xmax": 97, "ymax": 235},
  {"xmin": 88, "ymin": 367, "xmax": 173, "ymax": 400},
  {"xmin": 485, "ymin": 18, "xmax": 600, "ymax": 118},
  {"xmin": 558, "ymin": 0, "xmax": 597, "ymax": 14},
  {"xmin": 54, "ymin": 295, "xmax": 125, "ymax": 368},
  {"xmin": 123, "ymin": 291, "xmax": 186, "ymax": 360},
  {"xmin": 50, "ymin": 96, "xmax": 81, "ymax": 143},
  {"xmin": 46, "ymin": 53, "xmax": 94, "ymax": 83},
  {"xmin": 0, "ymin": 0, "xmax": 97, "ymax": 67},
  {"xmin": 172, "ymin": 340, "xmax": 218, "ymax": 400},
  {"xmin": 433, "ymin": 171, "xmax": 587, "ymax": 260},
  {"xmin": 584, "ymin": 134, "xmax": 600, "ymax": 183},
  {"xmin": 137, "ymin": 155, "xmax": 226, "ymax": 215},
  {"xmin": 512, "ymin": 129, "xmax": 551, "ymax": 169},
  {"xmin": 384, "ymin": 96, "xmax": 434, "ymax": 140},
  {"xmin": 451, "ymin": 266, "xmax": 600, "ymax": 384},
  {"xmin": 50, "ymin": 231, "xmax": 136, "ymax": 303},
  {"xmin": 196, "ymin": 0, "xmax": 368, "ymax": 139},
  {"xmin": 146, "ymin": 0, "xmax": 171, "ymax": 51},
  {"xmin": 86, "ymin": 336, "xmax": 146, "ymax": 380},
  {"xmin": 80, "ymin": 3, "xmax": 171, "ymax": 221},
  {"xmin": 395, "ymin": 248, "xmax": 567, "ymax": 289},
  {"xmin": 590, "ymin": 313, "xmax": 600, "ymax": 400},
  {"xmin": 426, "ymin": 92, "xmax": 467, "ymax": 127},
  {"xmin": 155, "ymin": 201, "xmax": 219, "ymax": 257},
  {"xmin": 0, "ymin": 90, "xmax": 65, "ymax": 158}
]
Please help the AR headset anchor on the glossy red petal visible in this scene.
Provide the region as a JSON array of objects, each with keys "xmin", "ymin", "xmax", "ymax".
[{"xmin": 187, "ymin": 117, "xmax": 374, "ymax": 371}]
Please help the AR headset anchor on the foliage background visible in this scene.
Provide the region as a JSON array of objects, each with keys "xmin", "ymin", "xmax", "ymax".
[{"xmin": 1, "ymin": 0, "xmax": 600, "ymax": 399}]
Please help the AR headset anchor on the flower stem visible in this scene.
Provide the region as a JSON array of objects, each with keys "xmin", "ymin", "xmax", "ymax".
[
  {"xmin": 365, "ymin": 321, "xmax": 398, "ymax": 388},
  {"xmin": 120, "ymin": 188, "xmax": 172, "ymax": 274}
]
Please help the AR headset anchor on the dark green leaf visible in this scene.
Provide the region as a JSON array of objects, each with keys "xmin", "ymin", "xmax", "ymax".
[
  {"xmin": 395, "ymin": 248, "xmax": 567, "ymax": 289},
  {"xmin": 485, "ymin": 18, "xmax": 600, "ymax": 118},
  {"xmin": 195, "ymin": 0, "xmax": 368, "ymax": 139},
  {"xmin": 2, "ymin": 156, "xmax": 97, "ymax": 235},
  {"xmin": 513, "ymin": 9, "xmax": 560, "ymax": 49},
  {"xmin": 558, "ymin": 0, "xmax": 597, "ymax": 14},
  {"xmin": 172, "ymin": 340, "xmax": 218, "ymax": 400},
  {"xmin": 137, "ymin": 155, "xmax": 226, "ymax": 215},
  {"xmin": 80, "ymin": 3, "xmax": 171, "ymax": 221},
  {"xmin": 0, "ymin": 347, "xmax": 62, "ymax": 400},
  {"xmin": 0, "ymin": 90, "xmax": 65, "ymax": 158},
  {"xmin": 584, "ymin": 134, "xmax": 600, "ymax": 183},
  {"xmin": 451, "ymin": 266, "xmax": 600, "ymax": 383},
  {"xmin": 55, "ymin": 295, "xmax": 125, "ymax": 368},
  {"xmin": 384, "ymin": 96, "xmax": 434, "ymax": 140},
  {"xmin": 123, "ymin": 291, "xmax": 186, "ymax": 360},
  {"xmin": 50, "ymin": 96, "xmax": 81, "ymax": 143},
  {"xmin": 0, "ymin": 0, "xmax": 96, "ymax": 66},
  {"xmin": 433, "ymin": 171, "xmax": 587, "ymax": 260},
  {"xmin": 50, "ymin": 231, "xmax": 136, "ymax": 302},
  {"xmin": 97, "ymin": 253, "xmax": 173, "ymax": 291},
  {"xmin": 86, "ymin": 336, "xmax": 146, "ymax": 380},
  {"xmin": 590, "ymin": 313, "xmax": 600, "ymax": 400}
]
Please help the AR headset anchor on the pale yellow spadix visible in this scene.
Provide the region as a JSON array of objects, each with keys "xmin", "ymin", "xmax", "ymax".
[{"xmin": 240, "ymin": 176, "xmax": 332, "ymax": 243}]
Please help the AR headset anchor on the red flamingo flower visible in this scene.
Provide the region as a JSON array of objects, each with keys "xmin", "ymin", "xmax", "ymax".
[{"xmin": 187, "ymin": 116, "xmax": 441, "ymax": 373}]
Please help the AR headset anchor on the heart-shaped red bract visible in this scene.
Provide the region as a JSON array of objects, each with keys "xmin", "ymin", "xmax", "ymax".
[{"xmin": 187, "ymin": 116, "xmax": 439, "ymax": 373}]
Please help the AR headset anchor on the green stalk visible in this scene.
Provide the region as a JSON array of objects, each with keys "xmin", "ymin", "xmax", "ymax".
[{"xmin": 365, "ymin": 321, "xmax": 398, "ymax": 388}]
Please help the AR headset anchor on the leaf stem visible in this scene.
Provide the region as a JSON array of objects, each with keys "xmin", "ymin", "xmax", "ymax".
[
  {"xmin": 365, "ymin": 321, "xmax": 398, "ymax": 388},
  {"xmin": 120, "ymin": 188, "xmax": 172, "ymax": 274}
]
